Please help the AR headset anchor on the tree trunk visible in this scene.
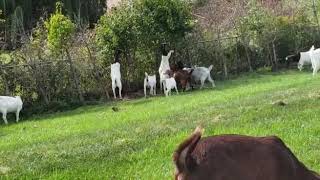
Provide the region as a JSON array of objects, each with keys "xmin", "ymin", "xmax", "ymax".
[
  {"xmin": 244, "ymin": 44, "xmax": 253, "ymax": 72},
  {"xmin": 0, "ymin": 65, "xmax": 10, "ymax": 96},
  {"xmin": 217, "ymin": 31, "xmax": 228, "ymax": 79},
  {"xmin": 235, "ymin": 38, "xmax": 240, "ymax": 75},
  {"xmin": 0, "ymin": 67, "xmax": 10, "ymax": 95},
  {"xmin": 66, "ymin": 48, "xmax": 84, "ymax": 103},
  {"xmin": 272, "ymin": 39, "xmax": 278, "ymax": 71}
]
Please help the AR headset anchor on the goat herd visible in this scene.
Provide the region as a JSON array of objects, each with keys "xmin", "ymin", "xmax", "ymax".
[
  {"xmin": 0, "ymin": 45, "xmax": 320, "ymax": 180},
  {"xmin": 111, "ymin": 46, "xmax": 216, "ymax": 99}
]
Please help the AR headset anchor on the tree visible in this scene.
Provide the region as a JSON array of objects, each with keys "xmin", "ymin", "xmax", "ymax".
[
  {"xmin": 96, "ymin": 0, "xmax": 193, "ymax": 66},
  {"xmin": 136, "ymin": 0, "xmax": 194, "ymax": 50},
  {"xmin": 45, "ymin": 2, "xmax": 84, "ymax": 103}
]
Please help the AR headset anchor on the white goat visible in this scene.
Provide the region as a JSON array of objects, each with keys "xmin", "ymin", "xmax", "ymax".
[
  {"xmin": 309, "ymin": 47, "xmax": 320, "ymax": 76},
  {"xmin": 298, "ymin": 45, "xmax": 315, "ymax": 71},
  {"xmin": 185, "ymin": 65, "xmax": 215, "ymax": 89},
  {"xmin": 286, "ymin": 45, "xmax": 314, "ymax": 71},
  {"xmin": 158, "ymin": 50, "xmax": 174, "ymax": 93},
  {"xmin": 163, "ymin": 77, "xmax": 179, "ymax": 97},
  {"xmin": 111, "ymin": 62, "xmax": 122, "ymax": 99},
  {"xmin": 144, "ymin": 72, "xmax": 157, "ymax": 97},
  {"xmin": 0, "ymin": 96, "xmax": 23, "ymax": 125}
]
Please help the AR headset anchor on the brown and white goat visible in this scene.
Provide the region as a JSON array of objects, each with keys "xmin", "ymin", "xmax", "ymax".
[{"xmin": 173, "ymin": 127, "xmax": 320, "ymax": 180}]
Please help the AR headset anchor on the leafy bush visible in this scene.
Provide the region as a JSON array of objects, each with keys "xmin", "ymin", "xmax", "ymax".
[{"xmin": 45, "ymin": 2, "xmax": 75, "ymax": 53}]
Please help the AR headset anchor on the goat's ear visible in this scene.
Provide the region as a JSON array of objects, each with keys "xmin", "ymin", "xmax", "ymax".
[
  {"xmin": 310, "ymin": 45, "xmax": 315, "ymax": 51},
  {"xmin": 194, "ymin": 126, "xmax": 204, "ymax": 135},
  {"xmin": 145, "ymin": 72, "xmax": 148, "ymax": 77}
]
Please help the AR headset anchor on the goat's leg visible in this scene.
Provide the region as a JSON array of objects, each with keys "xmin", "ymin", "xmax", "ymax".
[
  {"xmin": 159, "ymin": 79, "xmax": 163, "ymax": 92},
  {"xmin": 165, "ymin": 89, "xmax": 168, "ymax": 97},
  {"xmin": 16, "ymin": 110, "xmax": 20, "ymax": 123},
  {"xmin": 144, "ymin": 85, "xmax": 147, "ymax": 97},
  {"xmin": 112, "ymin": 80, "xmax": 117, "ymax": 99},
  {"xmin": 112, "ymin": 87, "xmax": 116, "ymax": 99},
  {"xmin": 154, "ymin": 85, "xmax": 157, "ymax": 95},
  {"xmin": 200, "ymin": 79, "xmax": 205, "ymax": 89},
  {"xmin": 313, "ymin": 66, "xmax": 320, "ymax": 76},
  {"xmin": 175, "ymin": 86, "xmax": 179, "ymax": 95},
  {"xmin": 2, "ymin": 112, "xmax": 8, "ymax": 125},
  {"xmin": 119, "ymin": 85, "xmax": 122, "ymax": 99},
  {"xmin": 163, "ymin": 82, "xmax": 167, "ymax": 94},
  {"xmin": 207, "ymin": 76, "xmax": 216, "ymax": 88},
  {"xmin": 149, "ymin": 87, "xmax": 153, "ymax": 96}
]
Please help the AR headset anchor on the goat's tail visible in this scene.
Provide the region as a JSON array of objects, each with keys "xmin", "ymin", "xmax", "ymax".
[
  {"xmin": 208, "ymin": 65, "xmax": 213, "ymax": 71},
  {"xmin": 173, "ymin": 127, "xmax": 203, "ymax": 177}
]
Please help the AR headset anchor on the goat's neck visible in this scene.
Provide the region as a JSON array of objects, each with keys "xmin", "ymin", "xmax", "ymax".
[{"xmin": 160, "ymin": 57, "xmax": 170, "ymax": 72}]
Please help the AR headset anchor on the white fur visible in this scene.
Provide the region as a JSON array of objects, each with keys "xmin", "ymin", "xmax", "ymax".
[
  {"xmin": 0, "ymin": 96, "xmax": 23, "ymax": 124},
  {"xmin": 186, "ymin": 65, "xmax": 215, "ymax": 89},
  {"xmin": 309, "ymin": 47, "xmax": 320, "ymax": 76},
  {"xmin": 158, "ymin": 50, "xmax": 174, "ymax": 93},
  {"xmin": 144, "ymin": 72, "xmax": 157, "ymax": 97},
  {"xmin": 163, "ymin": 77, "xmax": 179, "ymax": 97},
  {"xmin": 111, "ymin": 62, "xmax": 122, "ymax": 99},
  {"xmin": 297, "ymin": 45, "xmax": 314, "ymax": 71}
]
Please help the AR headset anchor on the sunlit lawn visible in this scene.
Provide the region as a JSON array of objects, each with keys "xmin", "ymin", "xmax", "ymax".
[{"xmin": 0, "ymin": 70, "xmax": 320, "ymax": 179}]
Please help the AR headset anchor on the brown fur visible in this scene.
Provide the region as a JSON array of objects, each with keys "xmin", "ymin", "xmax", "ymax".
[
  {"xmin": 173, "ymin": 70, "xmax": 193, "ymax": 90},
  {"xmin": 173, "ymin": 127, "xmax": 320, "ymax": 180}
]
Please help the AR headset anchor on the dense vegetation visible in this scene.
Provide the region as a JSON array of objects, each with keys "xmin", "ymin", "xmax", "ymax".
[
  {"xmin": 1, "ymin": 0, "xmax": 320, "ymax": 114},
  {"xmin": 0, "ymin": 71, "xmax": 319, "ymax": 178}
]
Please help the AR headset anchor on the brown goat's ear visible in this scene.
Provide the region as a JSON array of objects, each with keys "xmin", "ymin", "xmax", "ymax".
[
  {"xmin": 173, "ymin": 127, "xmax": 203, "ymax": 177},
  {"xmin": 194, "ymin": 126, "xmax": 204, "ymax": 135}
]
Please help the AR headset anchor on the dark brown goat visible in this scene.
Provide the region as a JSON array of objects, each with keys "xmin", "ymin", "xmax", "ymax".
[
  {"xmin": 173, "ymin": 127, "xmax": 320, "ymax": 180},
  {"xmin": 173, "ymin": 69, "xmax": 193, "ymax": 91},
  {"xmin": 169, "ymin": 61, "xmax": 193, "ymax": 90}
]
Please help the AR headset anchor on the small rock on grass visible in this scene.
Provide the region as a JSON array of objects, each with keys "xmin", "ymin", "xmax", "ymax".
[
  {"xmin": 272, "ymin": 100, "xmax": 287, "ymax": 106},
  {"xmin": 112, "ymin": 107, "xmax": 119, "ymax": 112}
]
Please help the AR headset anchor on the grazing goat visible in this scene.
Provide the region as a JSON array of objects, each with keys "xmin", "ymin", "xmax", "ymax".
[
  {"xmin": 111, "ymin": 62, "xmax": 122, "ymax": 99},
  {"xmin": 0, "ymin": 96, "xmax": 23, "ymax": 125},
  {"xmin": 286, "ymin": 45, "xmax": 315, "ymax": 71},
  {"xmin": 184, "ymin": 65, "xmax": 215, "ymax": 89},
  {"xmin": 159, "ymin": 50, "xmax": 174, "ymax": 93},
  {"xmin": 144, "ymin": 72, "xmax": 157, "ymax": 97},
  {"xmin": 163, "ymin": 77, "xmax": 179, "ymax": 97},
  {"xmin": 309, "ymin": 47, "xmax": 320, "ymax": 76},
  {"xmin": 173, "ymin": 127, "xmax": 320, "ymax": 180},
  {"xmin": 173, "ymin": 69, "xmax": 193, "ymax": 91}
]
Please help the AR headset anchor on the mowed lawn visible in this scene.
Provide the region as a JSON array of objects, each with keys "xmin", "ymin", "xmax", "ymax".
[{"xmin": 1, "ymin": 70, "xmax": 320, "ymax": 179}]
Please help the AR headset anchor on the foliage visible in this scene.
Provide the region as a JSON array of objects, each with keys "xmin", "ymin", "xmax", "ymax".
[
  {"xmin": 95, "ymin": 2, "xmax": 138, "ymax": 61},
  {"xmin": 95, "ymin": 0, "xmax": 194, "ymax": 89},
  {"xmin": 135, "ymin": 0, "xmax": 194, "ymax": 48},
  {"xmin": 0, "ymin": 9, "xmax": 4, "ymax": 24},
  {"xmin": 45, "ymin": 2, "xmax": 75, "ymax": 53}
]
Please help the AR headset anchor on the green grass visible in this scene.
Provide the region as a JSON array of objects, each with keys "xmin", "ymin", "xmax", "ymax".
[{"xmin": 1, "ymin": 70, "xmax": 320, "ymax": 179}]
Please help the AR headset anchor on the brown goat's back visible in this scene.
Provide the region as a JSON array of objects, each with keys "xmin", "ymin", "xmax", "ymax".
[{"xmin": 173, "ymin": 128, "xmax": 320, "ymax": 180}]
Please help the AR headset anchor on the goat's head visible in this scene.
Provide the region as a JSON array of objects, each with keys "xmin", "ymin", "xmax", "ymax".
[{"xmin": 165, "ymin": 70, "xmax": 174, "ymax": 77}]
